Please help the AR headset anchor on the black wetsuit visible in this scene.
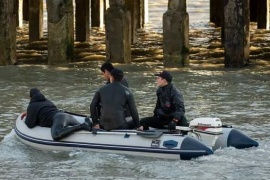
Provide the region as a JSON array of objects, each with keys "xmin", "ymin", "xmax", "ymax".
[
  {"xmin": 25, "ymin": 92, "xmax": 84, "ymax": 141},
  {"xmin": 140, "ymin": 83, "xmax": 188, "ymax": 130},
  {"xmin": 90, "ymin": 81, "xmax": 140, "ymax": 130},
  {"xmin": 97, "ymin": 77, "xmax": 134, "ymax": 127},
  {"xmin": 105, "ymin": 77, "xmax": 129, "ymax": 87}
]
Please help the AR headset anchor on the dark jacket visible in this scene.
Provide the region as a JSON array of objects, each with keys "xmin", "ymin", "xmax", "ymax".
[
  {"xmin": 90, "ymin": 81, "xmax": 139, "ymax": 130},
  {"xmin": 153, "ymin": 83, "xmax": 185, "ymax": 120},
  {"xmin": 25, "ymin": 92, "xmax": 60, "ymax": 128}
]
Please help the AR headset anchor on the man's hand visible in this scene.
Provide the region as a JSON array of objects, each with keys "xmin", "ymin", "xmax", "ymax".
[
  {"xmin": 21, "ymin": 112, "xmax": 27, "ymax": 120},
  {"xmin": 93, "ymin": 124, "xmax": 100, "ymax": 129},
  {"xmin": 168, "ymin": 121, "xmax": 176, "ymax": 131}
]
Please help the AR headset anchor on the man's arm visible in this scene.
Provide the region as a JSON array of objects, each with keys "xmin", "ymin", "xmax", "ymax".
[
  {"xmin": 121, "ymin": 77, "xmax": 129, "ymax": 88},
  {"xmin": 172, "ymin": 90, "xmax": 185, "ymax": 120},
  {"xmin": 90, "ymin": 91, "xmax": 101, "ymax": 125},
  {"xmin": 126, "ymin": 91, "xmax": 140, "ymax": 128},
  {"xmin": 153, "ymin": 89, "xmax": 162, "ymax": 116},
  {"xmin": 24, "ymin": 106, "xmax": 37, "ymax": 128}
]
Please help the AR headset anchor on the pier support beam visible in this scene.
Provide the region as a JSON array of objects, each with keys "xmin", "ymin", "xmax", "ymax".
[
  {"xmin": 125, "ymin": 0, "xmax": 139, "ymax": 44},
  {"xmin": 0, "ymin": 0, "xmax": 17, "ymax": 65},
  {"xmin": 105, "ymin": 0, "xmax": 131, "ymax": 63},
  {"xmin": 210, "ymin": 0, "xmax": 215, "ymax": 23},
  {"xmin": 163, "ymin": 0, "xmax": 189, "ymax": 67},
  {"xmin": 46, "ymin": 0, "xmax": 74, "ymax": 64},
  {"xmin": 23, "ymin": 0, "xmax": 29, "ymax": 21},
  {"xmin": 250, "ymin": 0, "xmax": 257, "ymax": 22},
  {"xmin": 14, "ymin": 0, "xmax": 19, "ymax": 26},
  {"xmin": 136, "ymin": 0, "xmax": 142, "ymax": 28},
  {"xmin": 224, "ymin": 0, "xmax": 249, "ymax": 68},
  {"xmin": 209, "ymin": 0, "xmax": 223, "ymax": 27},
  {"xmin": 29, "ymin": 0, "xmax": 43, "ymax": 42},
  {"xmin": 257, "ymin": 0, "xmax": 269, "ymax": 29},
  {"xmin": 215, "ymin": 0, "xmax": 223, "ymax": 27},
  {"xmin": 75, "ymin": 0, "xmax": 90, "ymax": 41},
  {"xmin": 91, "ymin": 0, "xmax": 105, "ymax": 28}
]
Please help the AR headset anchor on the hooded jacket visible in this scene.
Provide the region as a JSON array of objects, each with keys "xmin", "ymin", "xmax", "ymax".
[{"xmin": 25, "ymin": 91, "xmax": 60, "ymax": 128}]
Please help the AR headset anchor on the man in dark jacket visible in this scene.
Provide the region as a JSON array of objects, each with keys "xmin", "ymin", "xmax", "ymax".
[
  {"xmin": 139, "ymin": 70, "xmax": 188, "ymax": 131},
  {"xmin": 90, "ymin": 68, "xmax": 140, "ymax": 130},
  {"xmin": 22, "ymin": 88, "xmax": 92, "ymax": 141}
]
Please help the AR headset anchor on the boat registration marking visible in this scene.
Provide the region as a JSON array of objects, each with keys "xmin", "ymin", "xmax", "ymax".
[{"xmin": 151, "ymin": 140, "xmax": 160, "ymax": 147}]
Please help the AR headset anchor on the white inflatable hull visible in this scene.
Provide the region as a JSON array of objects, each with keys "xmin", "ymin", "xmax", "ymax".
[{"xmin": 15, "ymin": 114, "xmax": 213, "ymax": 160}]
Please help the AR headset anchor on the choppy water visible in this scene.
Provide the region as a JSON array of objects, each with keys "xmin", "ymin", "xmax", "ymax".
[{"xmin": 1, "ymin": 0, "xmax": 270, "ymax": 179}]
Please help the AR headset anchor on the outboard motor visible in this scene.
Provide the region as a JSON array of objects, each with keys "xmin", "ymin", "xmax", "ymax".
[
  {"xmin": 177, "ymin": 117, "xmax": 259, "ymax": 151},
  {"xmin": 188, "ymin": 118, "xmax": 223, "ymax": 149}
]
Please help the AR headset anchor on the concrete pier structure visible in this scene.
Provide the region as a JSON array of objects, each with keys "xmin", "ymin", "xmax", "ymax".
[
  {"xmin": 75, "ymin": 0, "xmax": 90, "ymax": 42},
  {"xmin": 163, "ymin": 0, "xmax": 189, "ymax": 67},
  {"xmin": 91, "ymin": 0, "xmax": 110, "ymax": 28},
  {"xmin": 224, "ymin": 0, "xmax": 249, "ymax": 68},
  {"xmin": 105, "ymin": 0, "xmax": 131, "ymax": 63},
  {"xmin": 250, "ymin": 0, "xmax": 257, "ymax": 22},
  {"xmin": 46, "ymin": 0, "xmax": 74, "ymax": 64},
  {"xmin": 1, "ymin": 0, "xmax": 270, "ymax": 68},
  {"xmin": 257, "ymin": 0, "xmax": 269, "ymax": 29},
  {"xmin": 125, "ymin": 0, "xmax": 140, "ymax": 44},
  {"xmin": 29, "ymin": 0, "xmax": 43, "ymax": 42},
  {"xmin": 0, "ymin": 0, "xmax": 17, "ymax": 65},
  {"xmin": 209, "ymin": 0, "xmax": 223, "ymax": 28},
  {"xmin": 23, "ymin": 0, "xmax": 29, "ymax": 21}
]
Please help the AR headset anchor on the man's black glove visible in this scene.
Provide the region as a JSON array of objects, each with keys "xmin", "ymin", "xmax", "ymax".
[{"xmin": 168, "ymin": 121, "xmax": 176, "ymax": 131}]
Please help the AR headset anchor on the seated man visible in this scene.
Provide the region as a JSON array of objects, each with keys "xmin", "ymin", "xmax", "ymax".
[
  {"xmin": 22, "ymin": 88, "xmax": 92, "ymax": 141},
  {"xmin": 90, "ymin": 68, "xmax": 140, "ymax": 131},
  {"xmin": 95, "ymin": 62, "xmax": 133, "ymax": 127},
  {"xmin": 139, "ymin": 70, "xmax": 188, "ymax": 131}
]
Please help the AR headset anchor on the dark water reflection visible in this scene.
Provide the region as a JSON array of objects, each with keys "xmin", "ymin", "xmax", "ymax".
[{"xmin": 1, "ymin": 0, "xmax": 270, "ymax": 179}]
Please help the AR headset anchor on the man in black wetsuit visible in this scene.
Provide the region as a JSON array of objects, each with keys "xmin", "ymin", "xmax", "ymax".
[
  {"xmin": 139, "ymin": 70, "xmax": 188, "ymax": 131},
  {"xmin": 90, "ymin": 68, "xmax": 140, "ymax": 130},
  {"xmin": 98, "ymin": 62, "xmax": 134, "ymax": 127},
  {"xmin": 22, "ymin": 88, "xmax": 92, "ymax": 141}
]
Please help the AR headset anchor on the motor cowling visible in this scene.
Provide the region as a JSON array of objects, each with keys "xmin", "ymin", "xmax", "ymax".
[
  {"xmin": 189, "ymin": 118, "xmax": 223, "ymax": 134},
  {"xmin": 187, "ymin": 118, "xmax": 223, "ymax": 149}
]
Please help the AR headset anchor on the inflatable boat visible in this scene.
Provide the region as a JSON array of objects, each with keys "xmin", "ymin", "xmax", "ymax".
[
  {"xmin": 14, "ymin": 113, "xmax": 213, "ymax": 160},
  {"xmin": 14, "ymin": 113, "xmax": 258, "ymax": 160}
]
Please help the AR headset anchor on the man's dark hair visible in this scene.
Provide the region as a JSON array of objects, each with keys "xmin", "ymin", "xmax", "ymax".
[
  {"xmin": 101, "ymin": 62, "xmax": 114, "ymax": 73},
  {"xmin": 110, "ymin": 68, "xmax": 124, "ymax": 82}
]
